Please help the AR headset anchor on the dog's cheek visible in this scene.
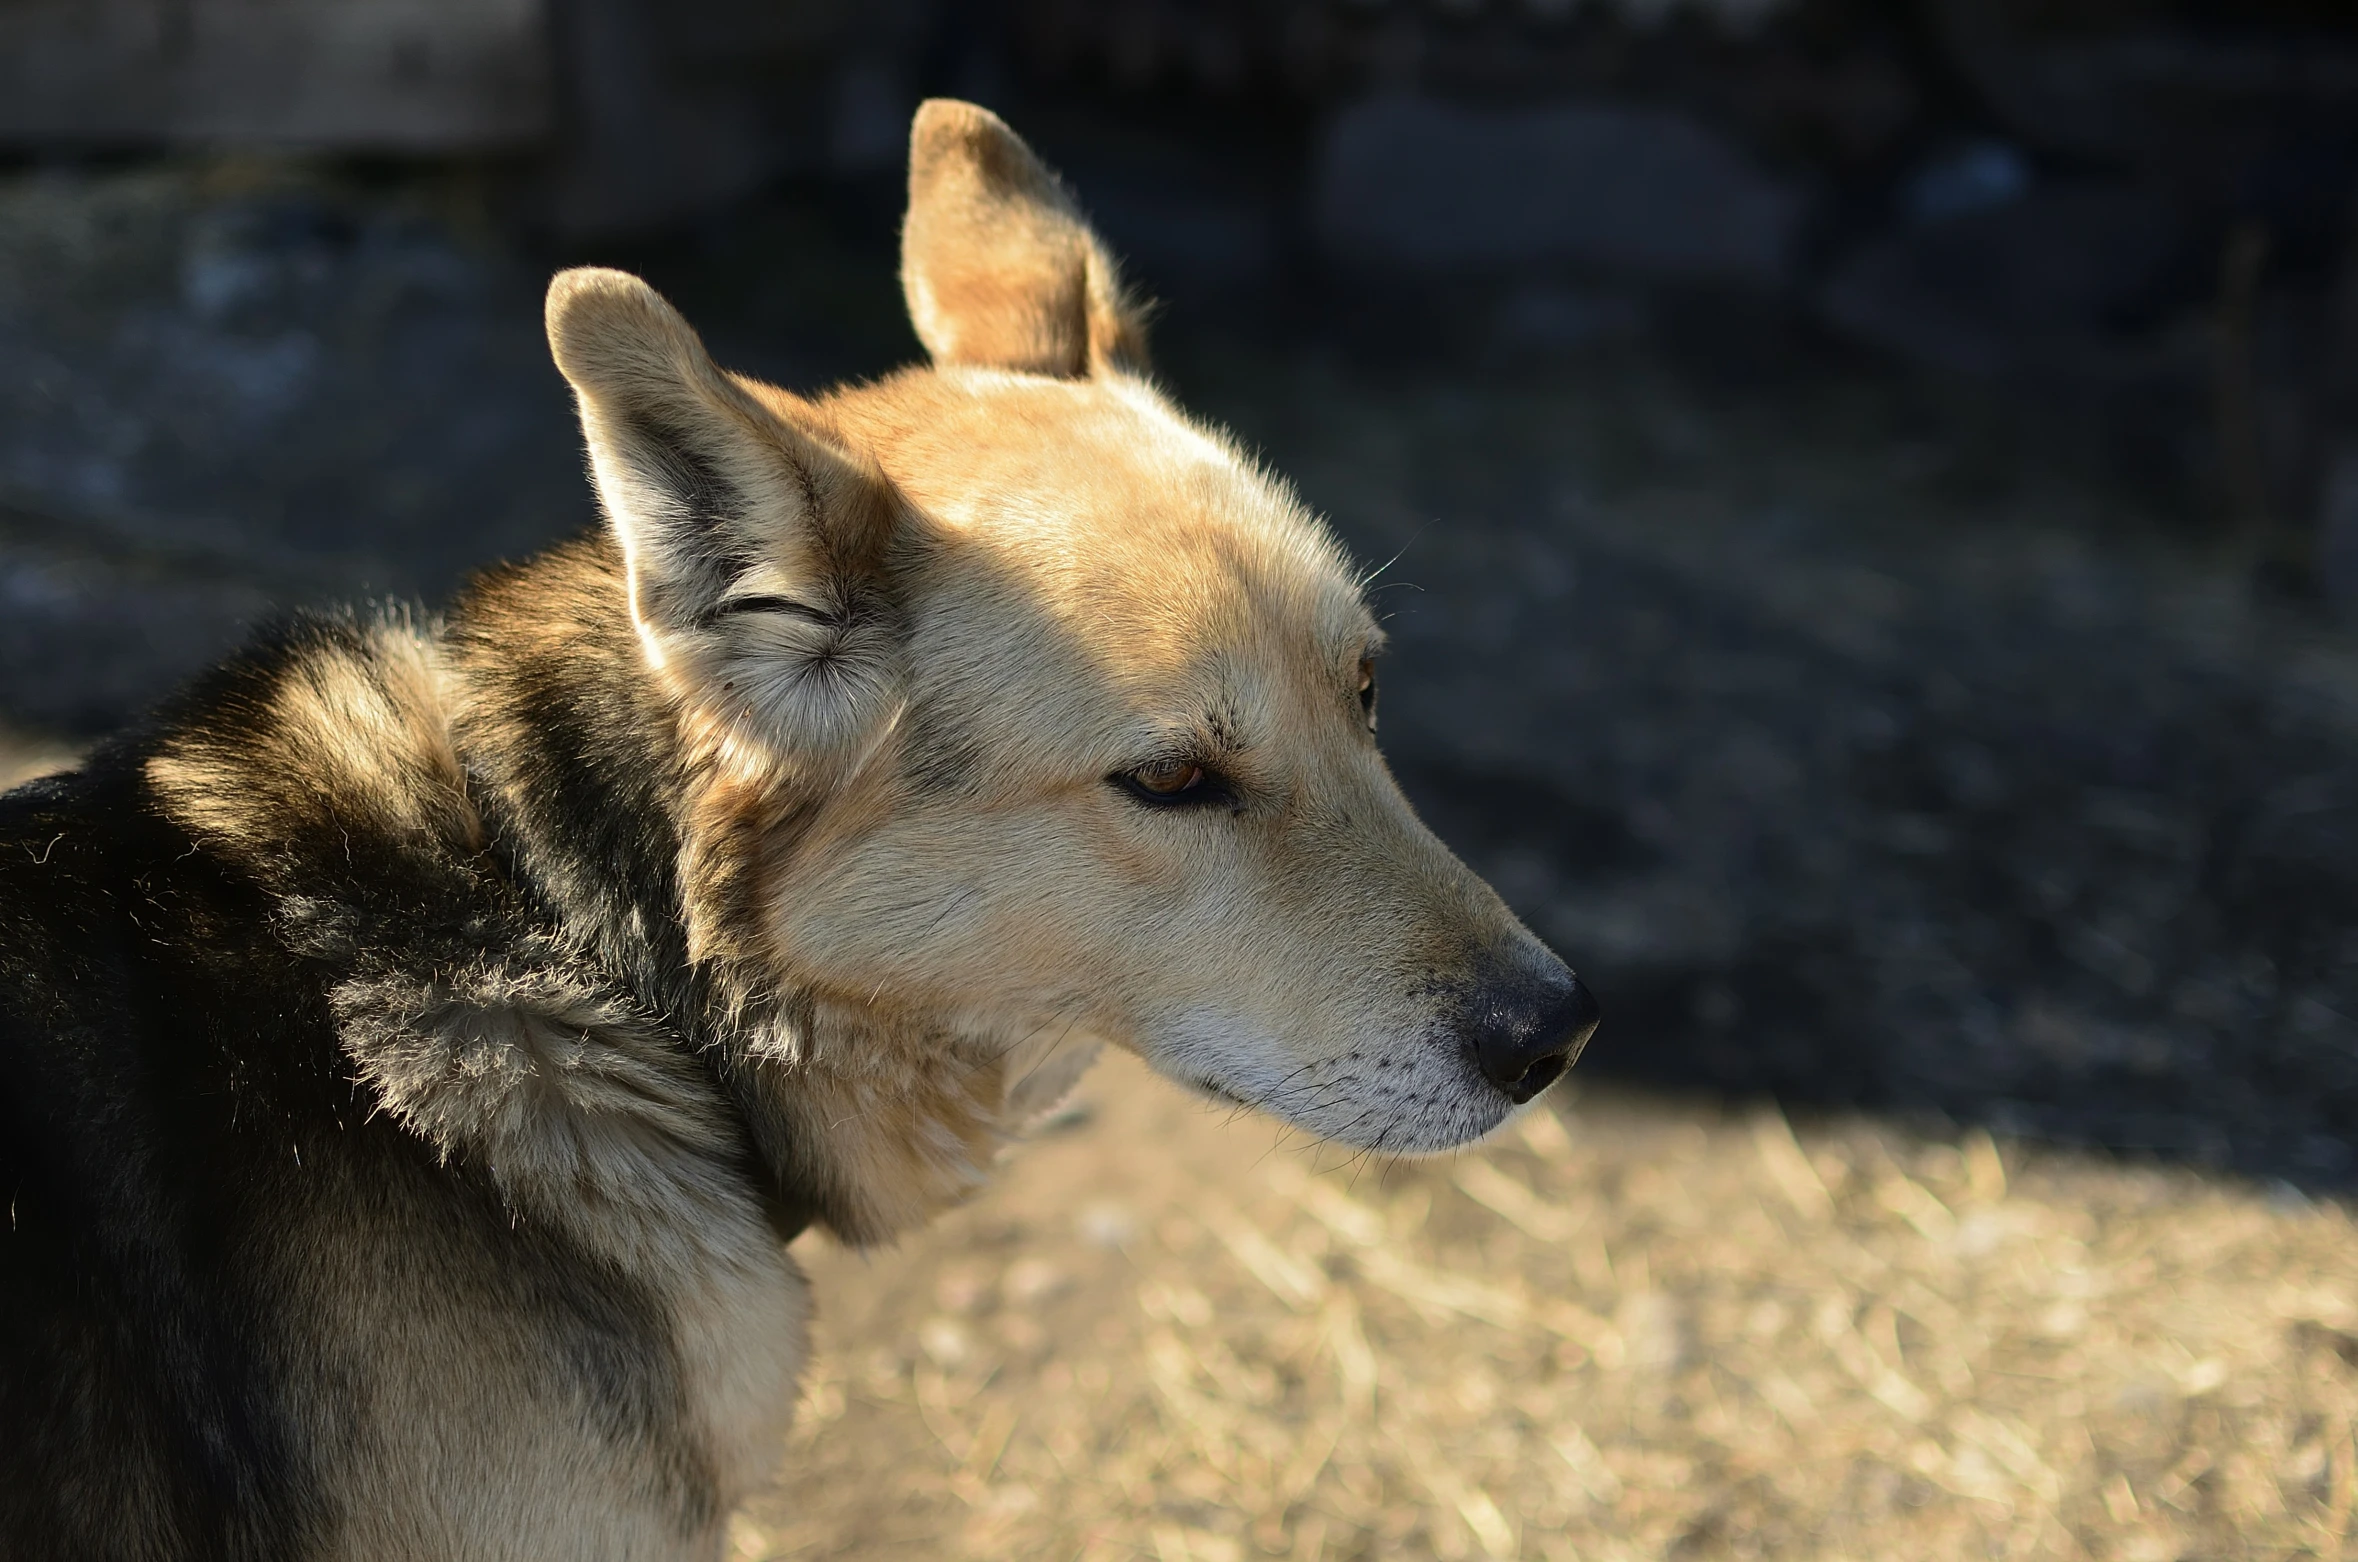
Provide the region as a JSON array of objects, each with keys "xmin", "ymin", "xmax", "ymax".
[{"xmin": 775, "ymin": 810, "xmax": 1071, "ymax": 976}]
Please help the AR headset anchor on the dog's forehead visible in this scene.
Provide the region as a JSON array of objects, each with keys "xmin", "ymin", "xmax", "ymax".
[{"xmin": 842, "ymin": 369, "xmax": 1373, "ymax": 657}]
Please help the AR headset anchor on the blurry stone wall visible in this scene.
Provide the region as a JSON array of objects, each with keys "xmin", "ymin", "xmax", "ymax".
[
  {"xmin": 0, "ymin": 0, "xmax": 554, "ymax": 149},
  {"xmin": 10, "ymin": 0, "xmax": 2358, "ymax": 612},
  {"xmin": 1000, "ymin": 0, "xmax": 2358, "ymax": 600}
]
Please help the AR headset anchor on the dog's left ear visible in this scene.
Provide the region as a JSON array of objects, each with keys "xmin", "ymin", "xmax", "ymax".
[
  {"xmin": 546, "ymin": 267, "xmax": 901, "ymax": 755},
  {"xmin": 901, "ymin": 99, "xmax": 1147, "ymax": 377}
]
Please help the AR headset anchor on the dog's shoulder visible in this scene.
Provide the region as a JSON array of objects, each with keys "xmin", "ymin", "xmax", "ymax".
[
  {"xmin": 141, "ymin": 608, "xmax": 484, "ymax": 890},
  {"xmin": 0, "ymin": 610, "xmax": 494, "ymax": 1015},
  {"xmin": 0, "ymin": 611, "xmax": 794, "ymax": 1557},
  {"xmin": 0, "ymin": 762, "xmax": 131, "ymax": 949},
  {"xmin": 0, "ymin": 610, "xmax": 523, "ymax": 1162},
  {"xmin": 7, "ymin": 604, "xmax": 763, "ymax": 1253},
  {"xmin": 138, "ymin": 611, "xmax": 756, "ymax": 1222}
]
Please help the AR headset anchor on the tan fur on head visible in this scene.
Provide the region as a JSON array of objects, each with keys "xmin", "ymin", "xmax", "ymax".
[
  {"xmin": 497, "ymin": 104, "xmax": 1583, "ymax": 1252},
  {"xmin": 901, "ymin": 99, "xmax": 1147, "ymax": 376}
]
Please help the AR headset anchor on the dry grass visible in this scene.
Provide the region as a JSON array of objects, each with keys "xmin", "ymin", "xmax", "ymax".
[{"xmin": 752, "ymin": 1051, "xmax": 2358, "ymax": 1561}]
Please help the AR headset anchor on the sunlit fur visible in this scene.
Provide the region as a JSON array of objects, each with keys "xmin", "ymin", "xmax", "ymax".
[{"xmin": 0, "ymin": 100, "xmax": 1574, "ymax": 1561}]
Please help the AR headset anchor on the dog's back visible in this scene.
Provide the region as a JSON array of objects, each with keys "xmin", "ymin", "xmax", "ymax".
[
  {"xmin": 0, "ymin": 677, "xmax": 346, "ymax": 1560},
  {"xmin": 0, "ymin": 620, "xmax": 794, "ymax": 1562}
]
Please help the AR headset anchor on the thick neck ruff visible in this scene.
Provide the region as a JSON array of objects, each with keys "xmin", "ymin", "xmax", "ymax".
[{"xmin": 138, "ymin": 547, "xmax": 1018, "ymax": 1250}]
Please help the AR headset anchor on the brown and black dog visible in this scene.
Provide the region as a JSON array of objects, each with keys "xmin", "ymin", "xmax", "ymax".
[{"xmin": 0, "ymin": 101, "xmax": 1595, "ymax": 1560}]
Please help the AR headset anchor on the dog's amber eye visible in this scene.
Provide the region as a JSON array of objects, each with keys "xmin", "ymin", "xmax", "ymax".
[
  {"xmin": 1133, "ymin": 758, "xmax": 1204, "ymax": 796},
  {"xmin": 1111, "ymin": 758, "xmax": 1229, "ymax": 809}
]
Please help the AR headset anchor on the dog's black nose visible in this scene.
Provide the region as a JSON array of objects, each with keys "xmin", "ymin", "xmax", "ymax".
[{"xmin": 1468, "ymin": 969, "xmax": 1600, "ymax": 1105}]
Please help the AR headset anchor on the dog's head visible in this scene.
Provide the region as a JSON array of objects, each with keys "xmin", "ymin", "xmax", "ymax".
[{"xmin": 542, "ymin": 102, "xmax": 1595, "ymax": 1217}]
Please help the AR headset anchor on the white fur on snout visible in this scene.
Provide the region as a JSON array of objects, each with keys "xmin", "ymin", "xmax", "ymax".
[{"xmin": 1147, "ymin": 1008, "xmax": 1516, "ymax": 1154}]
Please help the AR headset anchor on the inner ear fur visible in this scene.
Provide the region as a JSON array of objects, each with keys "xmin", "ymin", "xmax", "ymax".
[
  {"xmin": 546, "ymin": 267, "xmax": 896, "ymax": 620},
  {"xmin": 901, "ymin": 99, "xmax": 1147, "ymax": 377},
  {"xmin": 544, "ymin": 267, "xmax": 903, "ymax": 757}
]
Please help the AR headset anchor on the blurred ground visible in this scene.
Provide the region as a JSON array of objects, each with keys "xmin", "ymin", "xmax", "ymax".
[{"xmin": 754, "ymin": 1050, "xmax": 2358, "ymax": 1561}]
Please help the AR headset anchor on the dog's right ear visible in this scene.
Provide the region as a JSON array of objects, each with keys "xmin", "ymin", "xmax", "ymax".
[
  {"xmin": 901, "ymin": 99, "xmax": 1146, "ymax": 377},
  {"xmin": 545, "ymin": 267, "xmax": 901, "ymax": 754}
]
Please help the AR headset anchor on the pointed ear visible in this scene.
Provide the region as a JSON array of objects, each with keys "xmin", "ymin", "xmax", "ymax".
[
  {"xmin": 545, "ymin": 267, "xmax": 901, "ymax": 753},
  {"xmin": 900, "ymin": 99, "xmax": 1147, "ymax": 377}
]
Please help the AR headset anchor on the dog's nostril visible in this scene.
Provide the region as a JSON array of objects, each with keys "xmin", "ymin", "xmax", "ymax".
[
  {"xmin": 1471, "ymin": 973, "xmax": 1601, "ymax": 1103},
  {"xmin": 1511, "ymin": 1052, "xmax": 1569, "ymax": 1104}
]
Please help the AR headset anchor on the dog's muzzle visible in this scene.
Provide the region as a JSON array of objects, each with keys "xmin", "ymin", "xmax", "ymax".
[{"xmin": 1464, "ymin": 961, "xmax": 1601, "ymax": 1105}]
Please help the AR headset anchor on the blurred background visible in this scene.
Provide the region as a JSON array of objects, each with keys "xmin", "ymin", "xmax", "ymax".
[{"xmin": 12, "ymin": 3, "xmax": 2358, "ymax": 1555}]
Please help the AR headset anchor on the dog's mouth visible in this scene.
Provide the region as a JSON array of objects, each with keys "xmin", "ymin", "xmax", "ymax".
[{"xmin": 1139, "ymin": 1009, "xmax": 1569, "ymax": 1152}]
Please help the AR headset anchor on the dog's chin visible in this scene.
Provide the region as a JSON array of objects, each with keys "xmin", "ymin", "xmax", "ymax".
[
  {"xmin": 1176, "ymin": 1072, "xmax": 1258, "ymax": 1110},
  {"xmin": 1305, "ymin": 1081, "xmax": 1526, "ymax": 1157},
  {"xmin": 1140, "ymin": 1018, "xmax": 1534, "ymax": 1155},
  {"xmin": 1272, "ymin": 1085, "xmax": 1520, "ymax": 1156}
]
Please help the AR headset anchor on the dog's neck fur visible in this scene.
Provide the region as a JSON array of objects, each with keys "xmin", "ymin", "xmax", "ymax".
[
  {"xmin": 139, "ymin": 534, "xmax": 1026, "ymax": 1251},
  {"xmin": 442, "ymin": 534, "xmax": 1017, "ymax": 1247}
]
